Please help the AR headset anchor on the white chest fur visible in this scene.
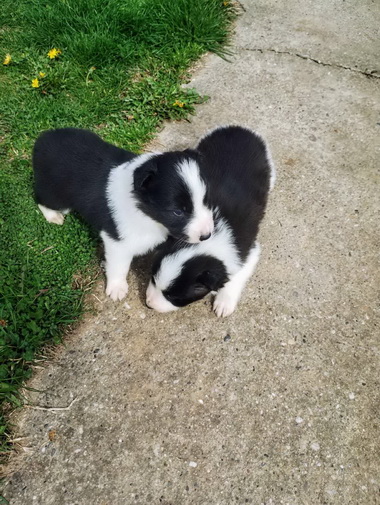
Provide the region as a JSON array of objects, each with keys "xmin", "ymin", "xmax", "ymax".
[{"xmin": 106, "ymin": 154, "xmax": 168, "ymax": 256}]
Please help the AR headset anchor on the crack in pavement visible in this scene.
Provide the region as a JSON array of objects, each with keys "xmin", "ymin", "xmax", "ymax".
[{"xmin": 238, "ymin": 46, "xmax": 380, "ymax": 79}]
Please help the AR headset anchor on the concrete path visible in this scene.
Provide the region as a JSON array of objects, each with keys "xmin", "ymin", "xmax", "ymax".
[{"xmin": 3, "ymin": 1, "xmax": 380, "ymax": 503}]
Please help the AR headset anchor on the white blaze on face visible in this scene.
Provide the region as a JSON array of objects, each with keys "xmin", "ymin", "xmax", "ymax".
[
  {"xmin": 146, "ymin": 280, "xmax": 178, "ymax": 313},
  {"xmin": 176, "ymin": 159, "xmax": 214, "ymax": 243},
  {"xmin": 146, "ymin": 249, "xmax": 186, "ymax": 312}
]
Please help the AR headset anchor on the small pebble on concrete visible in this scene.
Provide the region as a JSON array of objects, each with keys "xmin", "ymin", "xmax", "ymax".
[{"xmin": 311, "ymin": 442, "xmax": 320, "ymax": 451}]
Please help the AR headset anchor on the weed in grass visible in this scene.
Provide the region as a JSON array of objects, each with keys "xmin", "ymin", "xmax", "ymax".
[{"xmin": 0, "ymin": 0, "xmax": 235, "ymax": 458}]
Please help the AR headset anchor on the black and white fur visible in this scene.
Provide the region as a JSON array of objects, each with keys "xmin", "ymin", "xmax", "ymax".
[
  {"xmin": 146, "ymin": 125, "xmax": 275, "ymax": 317},
  {"xmin": 33, "ymin": 128, "xmax": 214, "ymax": 301}
]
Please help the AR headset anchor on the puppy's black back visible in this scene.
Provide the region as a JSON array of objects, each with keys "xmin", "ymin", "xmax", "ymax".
[
  {"xmin": 33, "ymin": 128, "xmax": 135, "ymax": 238},
  {"xmin": 196, "ymin": 126, "xmax": 272, "ymax": 259}
]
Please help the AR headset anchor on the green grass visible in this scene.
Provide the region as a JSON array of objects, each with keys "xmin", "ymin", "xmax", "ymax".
[{"xmin": 0, "ymin": 0, "xmax": 235, "ymax": 458}]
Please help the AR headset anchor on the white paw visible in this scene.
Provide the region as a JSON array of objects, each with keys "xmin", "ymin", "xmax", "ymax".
[
  {"xmin": 38, "ymin": 205, "xmax": 65, "ymax": 225},
  {"xmin": 48, "ymin": 213, "xmax": 65, "ymax": 225},
  {"xmin": 213, "ymin": 291, "xmax": 238, "ymax": 318},
  {"xmin": 106, "ymin": 279, "xmax": 129, "ymax": 301}
]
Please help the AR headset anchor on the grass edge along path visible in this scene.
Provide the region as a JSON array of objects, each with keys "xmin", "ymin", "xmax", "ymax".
[{"xmin": 0, "ymin": 0, "xmax": 236, "ymax": 461}]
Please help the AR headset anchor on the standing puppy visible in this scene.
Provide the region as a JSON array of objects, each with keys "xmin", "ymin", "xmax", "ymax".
[
  {"xmin": 33, "ymin": 128, "xmax": 214, "ymax": 300},
  {"xmin": 146, "ymin": 125, "xmax": 275, "ymax": 317}
]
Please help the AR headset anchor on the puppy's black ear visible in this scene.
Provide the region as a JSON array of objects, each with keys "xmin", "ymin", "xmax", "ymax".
[
  {"xmin": 197, "ymin": 268, "xmax": 228, "ymax": 292},
  {"xmin": 134, "ymin": 158, "xmax": 158, "ymax": 191}
]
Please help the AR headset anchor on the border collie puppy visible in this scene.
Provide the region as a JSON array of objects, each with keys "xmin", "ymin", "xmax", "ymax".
[
  {"xmin": 146, "ymin": 125, "xmax": 275, "ymax": 317},
  {"xmin": 33, "ymin": 128, "xmax": 214, "ymax": 301}
]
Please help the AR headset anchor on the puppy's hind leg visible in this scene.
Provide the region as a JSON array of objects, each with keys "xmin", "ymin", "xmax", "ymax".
[
  {"xmin": 38, "ymin": 204, "xmax": 66, "ymax": 225},
  {"xmin": 213, "ymin": 243, "xmax": 261, "ymax": 318},
  {"xmin": 101, "ymin": 232, "xmax": 132, "ymax": 301}
]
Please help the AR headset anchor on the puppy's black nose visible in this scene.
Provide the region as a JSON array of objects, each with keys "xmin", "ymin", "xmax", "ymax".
[{"xmin": 200, "ymin": 233, "xmax": 211, "ymax": 241}]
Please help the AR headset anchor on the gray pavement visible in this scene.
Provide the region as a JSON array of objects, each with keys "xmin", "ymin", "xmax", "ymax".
[{"xmin": 3, "ymin": 0, "xmax": 380, "ymax": 503}]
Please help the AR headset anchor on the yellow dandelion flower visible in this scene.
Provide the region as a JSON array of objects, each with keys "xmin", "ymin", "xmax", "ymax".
[
  {"xmin": 3, "ymin": 54, "xmax": 12, "ymax": 65},
  {"xmin": 173, "ymin": 100, "xmax": 185, "ymax": 108},
  {"xmin": 39, "ymin": 71, "xmax": 46, "ymax": 78},
  {"xmin": 47, "ymin": 48, "xmax": 62, "ymax": 59},
  {"xmin": 223, "ymin": 1, "xmax": 229, "ymax": 6},
  {"xmin": 31, "ymin": 78, "xmax": 40, "ymax": 88}
]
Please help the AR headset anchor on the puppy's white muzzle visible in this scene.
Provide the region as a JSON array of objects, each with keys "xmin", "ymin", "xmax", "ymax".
[
  {"xmin": 146, "ymin": 281, "xmax": 178, "ymax": 313},
  {"xmin": 186, "ymin": 208, "xmax": 214, "ymax": 243}
]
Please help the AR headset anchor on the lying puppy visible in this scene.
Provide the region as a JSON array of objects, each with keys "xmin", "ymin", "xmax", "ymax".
[
  {"xmin": 33, "ymin": 128, "xmax": 214, "ymax": 301},
  {"xmin": 146, "ymin": 125, "xmax": 275, "ymax": 317}
]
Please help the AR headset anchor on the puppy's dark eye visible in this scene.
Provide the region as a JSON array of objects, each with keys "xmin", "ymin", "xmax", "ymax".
[
  {"xmin": 163, "ymin": 292, "xmax": 174, "ymax": 304},
  {"xmin": 172, "ymin": 209, "xmax": 184, "ymax": 217}
]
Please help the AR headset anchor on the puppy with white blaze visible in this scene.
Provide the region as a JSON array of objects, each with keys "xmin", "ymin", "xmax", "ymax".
[
  {"xmin": 33, "ymin": 128, "xmax": 214, "ymax": 301},
  {"xmin": 146, "ymin": 125, "xmax": 275, "ymax": 317}
]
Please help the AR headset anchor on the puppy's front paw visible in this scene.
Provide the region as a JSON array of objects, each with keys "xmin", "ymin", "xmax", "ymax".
[
  {"xmin": 106, "ymin": 279, "xmax": 129, "ymax": 301},
  {"xmin": 213, "ymin": 290, "xmax": 238, "ymax": 318}
]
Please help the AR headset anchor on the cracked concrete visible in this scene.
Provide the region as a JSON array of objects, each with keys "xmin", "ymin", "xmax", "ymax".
[
  {"xmin": 237, "ymin": 47, "xmax": 380, "ymax": 79},
  {"xmin": 3, "ymin": 0, "xmax": 380, "ymax": 504},
  {"xmin": 235, "ymin": 0, "xmax": 380, "ymax": 76}
]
